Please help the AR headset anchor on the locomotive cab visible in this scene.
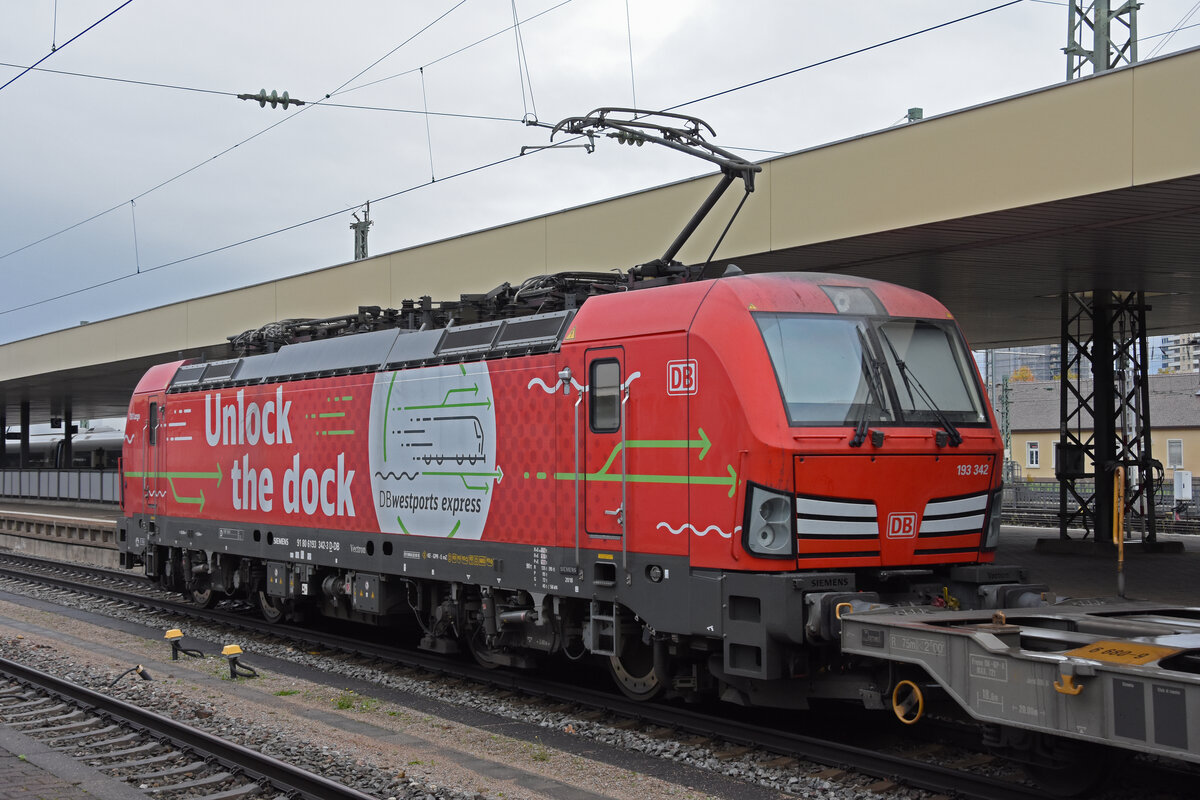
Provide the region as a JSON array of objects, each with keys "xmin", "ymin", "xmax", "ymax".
[{"xmin": 692, "ymin": 274, "xmax": 1001, "ymax": 573}]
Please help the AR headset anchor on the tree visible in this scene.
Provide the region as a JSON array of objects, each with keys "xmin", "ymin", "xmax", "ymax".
[{"xmin": 1011, "ymin": 365, "xmax": 1036, "ymax": 382}]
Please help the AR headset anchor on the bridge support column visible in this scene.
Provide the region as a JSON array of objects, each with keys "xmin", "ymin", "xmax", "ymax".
[{"xmin": 1053, "ymin": 291, "xmax": 1168, "ymax": 551}]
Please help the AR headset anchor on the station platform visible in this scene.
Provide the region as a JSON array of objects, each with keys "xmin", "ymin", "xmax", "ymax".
[
  {"xmin": 997, "ymin": 524, "xmax": 1197, "ymax": 605},
  {"xmin": 0, "ymin": 501, "xmax": 119, "ymax": 569}
]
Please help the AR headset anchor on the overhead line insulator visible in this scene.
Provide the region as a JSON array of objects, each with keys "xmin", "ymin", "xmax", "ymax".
[{"xmin": 236, "ymin": 89, "xmax": 305, "ymax": 109}]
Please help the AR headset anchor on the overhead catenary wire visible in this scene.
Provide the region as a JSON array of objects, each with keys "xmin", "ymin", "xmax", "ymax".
[
  {"xmin": 0, "ymin": 0, "xmax": 134, "ymax": 94},
  {"xmin": 324, "ymin": 0, "xmax": 469, "ymax": 100},
  {"xmin": 0, "ymin": 150, "xmax": 531, "ymax": 317},
  {"xmin": 662, "ymin": 0, "xmax": 1025, "ymax": 113},
  {"xmin": 1, "ymin": 0, "xmax": 576, "ymax": 106},
  {"xmin": 0, "ymin": 1, "xmax": 475, "ymax": 265},
  {"xmin": 130, "ymin": 200, "xmax": 140, "ymax": 274},
  {"xmin": 420, "ymin": 68, "xmax": 436, "ymax": 181},
  {"xmin": 0, "ymin": 0, "xmax": 1070, "ymax": 319},
  {"xmin": 338, "ymin": 0, "xmax": 575, "ymax": 98},
  {"xmin": 0, "ymin": 61, "xmax": 526, "ymax": 124},
  {"xmin": 1147, "ymin": 1, "xmax": 1200, "ymax": 58},
  {"xmin": 511, "ymin": 0, "xmax": 533, "ymax": 119},
  {"xmin": 624, "ymin": 0, "xmax": 638, "ymax": 109}
]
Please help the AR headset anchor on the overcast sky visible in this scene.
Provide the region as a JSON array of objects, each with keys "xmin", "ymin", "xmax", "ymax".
[{"xmin": 2, "ymin": 0, "xmax": 1198, "ymax": 345}]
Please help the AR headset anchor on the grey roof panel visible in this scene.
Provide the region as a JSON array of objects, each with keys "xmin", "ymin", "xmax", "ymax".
[
  {"xmin": 265, "ymin": 328, "xmax": 403, "ymax": 379},
  {"xmin": 231, "ymin": 352, "xmax": 280, "ymax": 383},
  {"xmin": 383, "ymin": 329, "xmax": 447, "ymax": 367}
]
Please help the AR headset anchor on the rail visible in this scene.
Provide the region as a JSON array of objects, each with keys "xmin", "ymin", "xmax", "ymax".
[
  {"xmin": 0, "ymin": 655, "xmax": 378, "ymax": 800},
  {"xmin": 0, "ymin": 469, "xmax": 119, "ymax": 505}
]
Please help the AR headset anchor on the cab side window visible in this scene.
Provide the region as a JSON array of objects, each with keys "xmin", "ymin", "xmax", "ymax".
[{"xmin": 590, "ymin": 360, "xmax": 621, "ymax": 433}]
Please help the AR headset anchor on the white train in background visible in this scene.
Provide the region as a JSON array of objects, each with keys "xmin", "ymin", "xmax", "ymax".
[{"xmin": 2, "ymin": 420, "xmax": 125, "ymax": 469}]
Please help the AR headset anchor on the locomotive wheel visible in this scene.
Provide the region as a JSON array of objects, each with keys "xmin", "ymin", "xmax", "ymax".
[
  {"xmin": 190, "ymin": 585, "xmax": 218, "ymax": 608},
  {"xmin": 466, "ymin": 633, "xmax": 504, "ymax": 669},
  {"xmin": 608, "ymin": 638, "xmax": 665, "ymax": 701},
  {"xmin": 258, "ymin": 591, "xmax": 288, "ymax": 624}
]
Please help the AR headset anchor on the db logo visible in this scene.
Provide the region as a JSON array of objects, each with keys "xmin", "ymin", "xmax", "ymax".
[
  {"xmin": 886, "ymin": 513, "xmax": 918, "ymax": 538},
  {"xmin": 667, "ymin": 359, "xmax": 698, "ymax": 395}
]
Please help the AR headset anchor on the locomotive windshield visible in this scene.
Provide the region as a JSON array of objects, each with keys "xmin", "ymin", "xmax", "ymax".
[
  {"xmin": 876, "ymin": 319, "xmax": 988, "ymax": 425},
  {"xmin": 756, "ymin": 313, "xmax": 987, "ymax": 428}
]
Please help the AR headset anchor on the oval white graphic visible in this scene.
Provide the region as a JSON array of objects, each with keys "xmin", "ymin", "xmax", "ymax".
[{"xmin": 369, "ymin": 363, "xmax": 497, "ymax": 539}]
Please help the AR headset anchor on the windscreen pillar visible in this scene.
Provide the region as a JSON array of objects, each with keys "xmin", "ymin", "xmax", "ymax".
[{"xmin": 1057, "ymin": 291, "xmax": 1159, "ymax": 549}]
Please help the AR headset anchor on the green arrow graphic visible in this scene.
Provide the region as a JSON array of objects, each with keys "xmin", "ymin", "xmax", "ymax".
[
  {"xmin": 397, "ymin": 517, "xmax": 461, "ymax": 537},
  {"xmin": 126, "ymin": 465, "xmax": 223, "ymax": 512},
  {"xmin": 423, "ymin": 465, "xmax": 504, "ymax": 492},
  {"xmin": 527, "ymin": 429, "xmax": 733, "ymax": 496},
  {"xmin": 168, "ymin": 480, "xmax": 206, "ymax": 512},
  {"xmin": 125, "ymin": 464, "xmax": 223, "ymax": 486},
  {"xmin": 405, "ymin": 384, "xmax": 492, "ymax": 411},
  {"xmin": 625, "ymin": 428, "xmax": 711, "ymax": 460},
  {"xmin": 553, "ymin": 464, "xmax": 738, "ymax": 497},
  {"xmin": 591, "ymin": 430, "xmax": 713, "ymax": 477}
]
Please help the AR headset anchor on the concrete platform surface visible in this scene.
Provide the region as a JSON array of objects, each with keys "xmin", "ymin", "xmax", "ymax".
[
  {"xmin": 996, "ymin": 525, "xmax": 1198, "ymax": 606},
  {"xmin": 0, "ymin": 502, "xmax": 119, "ymax": 527}
]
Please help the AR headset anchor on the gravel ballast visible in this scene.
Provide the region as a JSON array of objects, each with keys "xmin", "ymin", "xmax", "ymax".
[{"xmin": 0, "ymin": 573, "xmax": 941, "ymax": 800}]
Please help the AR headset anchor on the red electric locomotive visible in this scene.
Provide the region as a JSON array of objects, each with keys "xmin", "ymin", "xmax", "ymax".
[{"xmin": 117, "ymin": 110, "xmax": 1013, "ymax": 708}]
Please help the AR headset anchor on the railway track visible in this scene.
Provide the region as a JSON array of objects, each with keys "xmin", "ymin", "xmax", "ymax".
[
  {"xmin": 0, "ymin": 552, "xmax": 1068, "ymax": 800},
  {"xmin": 1001, "ymin": 509, "xmax": 1200, "ymax": 536},
  {"xmin": 0, "ymin": 655, "xmax": 377, "ymax": 800}
]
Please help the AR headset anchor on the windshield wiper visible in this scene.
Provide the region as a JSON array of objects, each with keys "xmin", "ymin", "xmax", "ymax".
[
  {"xmin": 850, "ymin": 327, "xmax": 886, "ymax": 448},
  {"xmin": 878, "ymin": 329, "xmax": 962, "ymax": 448}
]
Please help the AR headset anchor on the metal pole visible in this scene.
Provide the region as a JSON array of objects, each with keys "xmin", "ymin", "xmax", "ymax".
[
  {"xmin": 62, "ymin": 396, "xmax": 73, "ymax": 469},
  {"xmin": 1059, "ymin": 295, "xmax": 1070, "ymax": 540},
  {"xmin": 1136, "ymin": 295, "xmax": 1158, "ymax": 546},
  {"xmin": 658, "ymin": 173, "xmax": 735, "ymax": 266},
  {"xmin": 1093, "ymin": 293, "xmax": 1116, "ymax": 548},
  {"xmin": 574, "ymin": 389, "xmax": 582, "ymax": 568},
  {"xmin": 1114, "ymin": 469, "xmax": 1126, "ymax": 598},
  {"xmin": 18, "ymin": 402, "xmax": 30, "ymax": 469},
  {"xmin": 1093, "ymin": 0, "xmax": 1112, "ymax": 74},
  {"xmin": 621, "ymin": 382, "xmax": 630, "ymax": 585}
]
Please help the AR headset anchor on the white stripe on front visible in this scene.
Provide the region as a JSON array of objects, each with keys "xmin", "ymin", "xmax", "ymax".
[
  {"xmin": 924, "ymin": 495, "xmax": 987, "ymax": 515},
  {"xmin": 796, "ymin": 498, "xmax": 877, "ymax": 519},
  {"xmin": 797, "ymin": 519, "xmax": 879, "ymax": 536},
  {"xmin": 920, "ymin": 514, "xmax": 985, "ymax": 533}
]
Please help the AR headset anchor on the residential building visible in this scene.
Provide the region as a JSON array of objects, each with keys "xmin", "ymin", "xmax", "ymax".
[{"xmin": 1007, "ymin": 373, "xmax": 1200, "ymax": 484}]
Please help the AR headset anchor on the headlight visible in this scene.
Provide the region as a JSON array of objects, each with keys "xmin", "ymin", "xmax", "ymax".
[
  {"xmin": 744, "ymin": 485, "xmax": 795, "ymax": 558},
  {"xmin": 983, "ymin": 485, "xmax": 1004, "ymax": 550}
]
